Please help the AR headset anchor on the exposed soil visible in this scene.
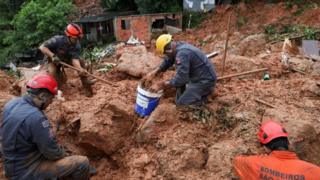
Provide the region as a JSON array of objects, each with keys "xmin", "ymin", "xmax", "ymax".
[{"xmin": 1, "ymin": 2, "xmax": 320, "ymax": 180}]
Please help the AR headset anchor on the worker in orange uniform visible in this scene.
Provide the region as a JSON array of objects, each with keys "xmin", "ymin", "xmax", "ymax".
[{"xmin": 233, "ymin": 120, "xmax": 320, "ymax": 180}]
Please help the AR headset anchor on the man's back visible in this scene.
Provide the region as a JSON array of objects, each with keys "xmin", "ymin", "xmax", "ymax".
[
  {"xmin": 174, "ymin": 42, "xmax": 216, "ymax": 85},
  {"xmin": 1, "ymin": 96, "xmax": 64, "ymax": 179},
  {"xmin": 233, "ymin": 151, "xmax": 320, "ymax": 180},
  {"xmin": 41, "ymin": 35, "xmax": 80, "ymax": 62},
  {"xmin": 1, "ymin": 96, "xmax": 44, "ymax": 178}
]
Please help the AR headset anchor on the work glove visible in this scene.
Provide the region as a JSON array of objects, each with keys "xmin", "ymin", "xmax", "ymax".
[{"xmin": 51, "ymin": 54, "xmax": 61, "ymax": 64}]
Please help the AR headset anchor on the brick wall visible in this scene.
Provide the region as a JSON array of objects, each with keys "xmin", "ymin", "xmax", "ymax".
[
  {"xmin": 114, "ymin": 16, "xmax": 151, "ymax": 43},
  {"xmin": 114, "ymin": 13, "xmax": 183, "ymax": 44}
]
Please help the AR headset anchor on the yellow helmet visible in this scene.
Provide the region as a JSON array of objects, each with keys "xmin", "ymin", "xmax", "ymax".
[{"xmin": 156, "ymin": 34, "xmax": 172, "ymax": 55}]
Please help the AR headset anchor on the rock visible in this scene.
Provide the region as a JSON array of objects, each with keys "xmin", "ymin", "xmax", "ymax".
[
  {"xmin": 78, "ymin": 99, "xmax": 133, "ymax": 155},
  {"xmin": 235, "ymin": 34, "xmax": 266, "ymax": 57},
  {"xmin": 311, "ymin": 62, "xmax": 320, "ymax": 75},
  {"xmin": 301, "ymin": 80, "xmax": 320, "ymax": 97},
  {"xmin": 115, "ymin": 45, "xmax": 162, "ymax": 77}
]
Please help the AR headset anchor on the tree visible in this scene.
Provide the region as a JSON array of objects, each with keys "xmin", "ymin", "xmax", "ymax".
[
  {"xmin": 101, "ymin": 0, "xmax": 137, "ymax": 11},
  {"xmin": 0, "ymin": 0, "xmax": 26, "ymax": 65},
  {"xmin": 134, "ymin": 0, "xmax": 182, "ymax": 14},
  {"xmin": 2, "ymin": 0, "xmax": 75, "ymax": 63}
]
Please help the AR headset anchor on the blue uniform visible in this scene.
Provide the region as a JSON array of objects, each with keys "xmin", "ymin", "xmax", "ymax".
[
  {"xmin": 1, "ymin": 96, "xmax": 64, "ymax": 179},
  {"xmin": 159, "ymin": 42, "xmax": 217, "ymax": 105},
  {"xmin": 42, "ymin": 35, "xmax": 81, "ymax": 63}
]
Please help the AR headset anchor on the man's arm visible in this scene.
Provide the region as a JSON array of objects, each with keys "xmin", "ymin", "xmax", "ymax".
[
  {"xmin": 39, "ymin": 45, "xmax": 54, "ymax": 59},
  {"xmin": 30, "ymin": 116, "xmax": 65, "ymax": 160},
  {"xmin": 158, "ymin": 57, "xmax": 174, "ymax": 73},
  {"xmin": 39, "ymin": 36, "xmax": 60, "ymax": 61}
]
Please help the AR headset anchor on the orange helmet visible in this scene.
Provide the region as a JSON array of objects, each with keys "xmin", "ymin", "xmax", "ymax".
[
  {"xmin": 258, "ymin": 120, "xmax": 288, "ymax": 144},
  {"xmin": 65, "ymin": 23, "xmax": 83, "ymax": 38},
  {"xmin": 27, "ymin": 74, "xmax": 58, "ymax": 95}
]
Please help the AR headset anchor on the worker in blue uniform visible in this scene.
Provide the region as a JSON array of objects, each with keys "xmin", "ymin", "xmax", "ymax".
[
  {"xmin": 1, "ymin": 74, "xmax": 90, "ymax": 180},
  {"xmin": 144, "ymin": 34, "xmax": 217, "ymax": 106}
]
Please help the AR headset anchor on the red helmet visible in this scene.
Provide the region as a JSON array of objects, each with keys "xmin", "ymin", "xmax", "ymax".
[
  {"xmin": 65, "ymin": 23, "xmax": 83, "ymax": 38},
  {"xmin": 258, "ymin": 120, "xmax": 288, "ymax": 144},
  {"xmin": 27, "ymin": 74, "xmax": 58, "ymax": 95}
]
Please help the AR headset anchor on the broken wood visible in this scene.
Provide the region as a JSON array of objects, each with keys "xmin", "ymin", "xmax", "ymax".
[
  {"xmin": 217, "ymin": 68, "xmax": 268, "ymax": 80},
  {"xmin": 59, "ymin": 61, "xmax": 118, "ymax": 87},
  {"xmin": 206, "ymin": 51, "xmax": 219, "ymax": 59},
  {"xmin": 291, "ymin": 68, "xmax": 307, "ymax": 75},
  {"xmin": 255, "ymin": 99, "xmax": 276, "ymax": 108},
  {"xmin": 222, "ymin": 14, "xmax": 232, "ymax": 76}
]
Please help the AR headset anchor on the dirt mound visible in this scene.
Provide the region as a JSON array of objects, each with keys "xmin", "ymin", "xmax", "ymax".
[
  {"xmin": 0, "ymin": 71, "xmax": 14, "ymax": 92},
  {"xmin": 0, "ymin": 70, "xmax": 15, "ymax": 114},
  {"xmin": 1, "ymin": 2, "xmax": 320, "ymax": 179},
  {"xmin": 115, "ymin": 45, "xmax": 162, "ymax": 78}
]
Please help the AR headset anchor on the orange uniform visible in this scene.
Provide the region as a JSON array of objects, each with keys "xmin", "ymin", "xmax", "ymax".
[{"xmin": 233, "ymin": 151, "xmax": 320, "ymax": 180}]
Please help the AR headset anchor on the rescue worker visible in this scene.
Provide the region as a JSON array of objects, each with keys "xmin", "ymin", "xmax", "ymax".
[
  {"xmin": 39, "ymin": 23, "xmax": 93, "ymax": 97},
  {"xmin": 144, "ymin": 34, "xmax": 217, "ymax": 106},
  {"xmin": 233, "ymin": 120, "xmax": 320, "ymax": 180},
  {"xmin": 1, "ymin": 74, "xmax": 90, "ymax": 180}
]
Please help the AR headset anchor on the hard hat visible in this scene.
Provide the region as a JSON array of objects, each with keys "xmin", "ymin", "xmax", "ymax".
[
  {"xmin": 156, "ymin": 34, "xmax": 172, "ymax": 54},
  {"xmin": 27, "ymin": 74, "xmax": 58, "ymax": 95},
  {"xmin": 258, "ymin": 120, "xmax": 288, "ymax": 144},
  {"xmin": 65, "ymin": 23, "xmax": 83, "ymax": 38}
]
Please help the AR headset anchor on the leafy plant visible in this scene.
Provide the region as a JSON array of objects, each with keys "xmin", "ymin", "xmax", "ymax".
[
  {"xmin": 3, "ymin": 0, "xmax": 75, "ymax": 64},
  {"xmin": 134, "ymin": 0, "xmax": 182, "ymax": 14},
  {"xmin": 101, "ymin": 0, "xmax": 137, "ymax": 11},
  {"xmin": 264, "ymin": 25, "xmax": 277, "ymax": 35}
]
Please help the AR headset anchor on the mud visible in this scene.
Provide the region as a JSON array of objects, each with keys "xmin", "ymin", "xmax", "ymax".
[{"xmin": 1, "ymin": 2, "xmax": 320, "ymax": 180}]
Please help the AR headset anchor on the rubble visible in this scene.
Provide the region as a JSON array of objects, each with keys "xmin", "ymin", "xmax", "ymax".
[{"xmin": 1, "ymin": 2, "xmax": 320, "ymax": 180}]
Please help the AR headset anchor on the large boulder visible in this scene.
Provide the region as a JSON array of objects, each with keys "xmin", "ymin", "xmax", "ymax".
[
  {"xmin": 115, "ymin": 45, "xmax": 162, "ymax": 77},
  {"xmin": 78, "ymin": 99, "xmax": 134, "ymax": 155}
]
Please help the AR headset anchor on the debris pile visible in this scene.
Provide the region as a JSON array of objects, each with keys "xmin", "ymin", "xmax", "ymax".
[{"xmin": 1, "ymin": 2, "xmax": 320, "ymax": 180}]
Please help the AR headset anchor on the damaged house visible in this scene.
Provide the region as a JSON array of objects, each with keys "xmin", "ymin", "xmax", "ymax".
[{"xmin": 77, "ymin": 12, "xmax": 182, "ymax": 44}]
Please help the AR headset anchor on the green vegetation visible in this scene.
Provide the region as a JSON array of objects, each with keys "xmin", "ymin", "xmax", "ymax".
[
  {"xmin": 134, "ymin": 0, "xmax": 182, "ymax": 14},
  {"xmin": 101, "ymin": 0, "xmax": 137, "ymax": 11},
  {"xmin": 182, "ymin": 12, "xmax": 206, "ymax": 29},
  {"xmin": 285, "ymin": 0, "xmax": 319, "ymax": 16},
  {"xmin": 0, "ymin": 0, "xmax": 75, "ymax": 66},
  {"xmin": 0, "ymin": 0, "xmax": 26, "ymax": 66},
  {"xmin": 264, "ymin": 24, "xmax": 320, "ymax": 42}
]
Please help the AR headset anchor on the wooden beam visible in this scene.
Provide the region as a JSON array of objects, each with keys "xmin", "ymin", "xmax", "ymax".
[
  {"xmin": 255, "ymin": 99, "xmax": 276, "ymax": 108},
  {"xmin": 217, "ymin": 68, "xmax": 268, "ymax": 80}
]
